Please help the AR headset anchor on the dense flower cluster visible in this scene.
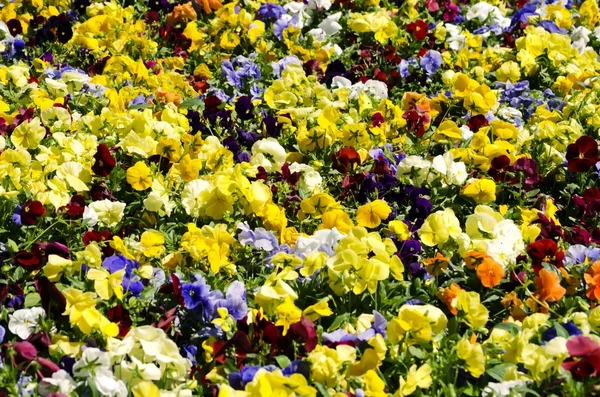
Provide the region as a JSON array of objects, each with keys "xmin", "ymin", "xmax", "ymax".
[{"xmin": 2, "ymin": 0, "xmax": 600, "ymax": 395}]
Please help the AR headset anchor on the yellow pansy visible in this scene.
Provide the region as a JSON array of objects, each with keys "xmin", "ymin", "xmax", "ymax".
[
  {"xmin": 303, "ymin": 300, "xmax": 333, "ymax": 321},
  {"xmin": 356, "ymin": 200, "xmax": 392, "ymax": 228},
  {"xmin": 275, "ymin": 296, "xmax": 302, "ymax": 336},
  {"xmin": 87, "ymin": 268, "xmax": 125, "ymax": 300},
  {"xmin": 140, "ymin": 230, "xmax": 165, "ymax": 257},
  {"xmin": 126, "ymin": 161, "xmax": 153, "ymax": 190},
  {"xmin": 462, "ymin": 178, "xmax": 497, "ymax": 204}
]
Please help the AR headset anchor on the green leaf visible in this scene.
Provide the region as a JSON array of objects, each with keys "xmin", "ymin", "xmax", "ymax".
[
  {"xmin": 408, "ymin": 346, "xmax": 425, "ymax": 359},
  {"xmin": 24, "ymin": 292, "xmax": 41, "ymax": 308},
  {"xmin": 554, "ymin": 323, "xmax": 570, "ymax": 338},
  {"xmin": 493, "ymin": 322, "xmax": 521, "ymax": 336},
  {"xmin": 314, "ymin": 382, "xmax": 331, "ymax": 397},
  {"xmin": 6, "ymin": 239, "xmax": 18, "ymax": 253},
  {"xmin": 178, "ymin": 98, "xmax": 204, "ymax": 110},
  {"xmin": 275, "ymin": 355, "xmax": 291, "ymax": 369},
  {"xmin": 327, "ymin": 313, "xmax": 350, "ymax": 332},
  {"xmin": 486, "ymin": 363, "xmax": 514, "ymax": 382},
  {"xmin": 128, "ymin": 104, "xmax": 153, "ymax": 110}
]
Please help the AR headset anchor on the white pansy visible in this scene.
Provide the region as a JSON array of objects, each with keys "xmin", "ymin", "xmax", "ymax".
[
  {"xmin": 39, "ymin": 370, "xmax": 77, "ymax": 396},
  {"xmin": 294, "ymin": 228, "xmax": 344, "ymax": 257},
  {"xmin": 284, "ymin": 2, "xmax": 310, "ymax": 28},
  {"xmin": 461, "ymin": 125, "xmax": 474, "ymax": 140},
  {"xmin": 571, "ymin": 26, "xmax": 591, "ymax": 54},
  {"xmin": 482, "ymin": 380, "xmax": 527, "ymax": 397},
  {"xmin": 307, "ymin": 28, "xmax": 326, "ymax": 41},
  {"xmin": 466, "ymin": 2, "xmax": 505, "ymax": 25},
  {"xmin": 8, "ymin": 307, "xmax": 45, "ymax": 339},
  {"xmin": 319, "ymin": 12, "xmax": 342, "ymax": 35},
  {"xmin": 432, "ymin": 152, "xmax": 468, "ymax": 186},
  {"xmin": 308, "ymin": 0, "xmax": 332, "ymax": 10},
  {"xmin": 497, "ymin": 106, "xmax": 523, "ymax": 122},
  {"xmin": 88, "ymin": 200, "xmax": 126, "ymax": 228},
  {"xmin": 445, "ymin": 24, "xmax": 466, "ymax": 51},
  {"xmin": 83, "ymin": 205, "xmax": 98, "ymax": 227},
  {"xmin": 331, "ymin": 76, "xmax": 352, "ymax": 89},
  {"xmin": 298, "ymin": 170, "xmax": 323, "ymax": 198},
  {"xmin": 251, "ymin": 138, "xmax": 287, "ymax": 172},
  {"xmin": 73, "ymin": 348, "xmax": 111, "ymax": 377},
  {"xmin": 94, "ymin": 374, "xmax": 127, "ymax": 397},
  {"xmin": 396, "ymin": 155, "xmax": 433, "ymax": 186},
  {"xmin": 363, "ymin": 80, "xmax": 388, "ymax": 99}
]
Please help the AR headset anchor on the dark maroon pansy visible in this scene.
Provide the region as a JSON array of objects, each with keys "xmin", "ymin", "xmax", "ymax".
[
  {"xmin": 13, "ymin": 250, "xmax": 44, "ymax": 271},
  {"xmin": 565, "ymin": 136, "xmax": 599, "ymax": 173},
  {"xmin": 108, "ymin": 305, "xmax": 133, "ymax": 337},
  {"xmin": 20, "ymin": 201, "xmax": 46, "ymax": 226},
  {"xmin": 526, "ymin": 238, "xmax": 564, "ymax": 274},
  {"xmin": 489, "ymin": 155, "xmax": 511, "ymax": 182},
  {"xmin": 60, "ymin": 194, "xmax": 87, "ymax": 218},
  {"xmin": 35, "ymin": 277, "xmax": 66, "ymax": 320},
  {"xmin": 467, "ymin": 114, "xmax": 489, "ymax": 132},
  {"xmin": 92, "ymin": 143, "xmax": 116, "ymax": 177}
]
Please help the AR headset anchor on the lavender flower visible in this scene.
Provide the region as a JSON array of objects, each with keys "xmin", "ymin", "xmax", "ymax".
[
  {"xmin": 420, "ymin": 50, "xmax": 442, "ymax": 76},
  {"xmin": 238, "ymin": 222, "xmax": 279, "ymax": 251}
]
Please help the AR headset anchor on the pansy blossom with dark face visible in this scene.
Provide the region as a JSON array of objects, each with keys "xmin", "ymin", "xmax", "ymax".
[
  {"xmin": 92, "ymin": 143, "xmax": 116, "ymax": 177},
  {"xmin": 566, "ymin": 136, "xmax": 599, "ymax": 173}
]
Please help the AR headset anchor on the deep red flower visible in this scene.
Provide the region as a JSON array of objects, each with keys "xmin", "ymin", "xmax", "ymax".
[
  {"xmin": 90, "ymin": 181, "xmax": 116, "ymax": 201},
  {"xmin": 13, "ymin": 250, "xmax": 44, "ymax": 271},
  {"xmin": 82, "ymin": 229, "xmax": 113, "ymax": 256},
  {"xmin": 6, "ymin": 19, "xmax": 22, "ymax": 36},
  {"xmin": 592, "ymin": 228, "xmax": 600, "ymax": 245},
  {"xmin": 255, "ymin": 166, "xmax": 269, "ymax": 181},
  {"xmin": 13, "ymin": 108, "xmax": 35, "ymax": 127},
  {"xmin": 92, "ymin": 143, "xmax": 116, "ymax": 177},
  {"xmin": 287, "ymin": 317, "xmax": 318, "ymax": 352},
  {"xmin": 566, "ymin": 136, "xmax": 599, "ymax": 173},
  {"xmin": 158, "ymin": 274, "xmax": 184, "ymax": 307},
  {"xmin": 407, "ymin": 20, "xmax": 428, "ymax": 40},
  {"xmin": 403, "ymin": 108, "xmax": 430, "ymax": 138},
  {"xmin": 21, "ymin": 201, "xmax": 46, "ymax": 225},
  {"xmin": 108, "ymin": 305, "xmax": 133, "ymax": 337},
  {"xmin": 83, "ymin": 230, "xmax": 111, "ymax": 245},
  {"xmin": 489, "ymin": 155, "xmax": 511, "ymax": 182},
  {"xmin": 35, "ymin": 277, "xmax": 66, "ymax": 320},
  {"xmin": 303, "ymin": 60, "xmax": 321, "ymax": 77},
  {"xmin": 341, "ymin": 172, "xmax": 366, "ymax": 193},
  {"xmin": 511, "ymin": 157, "xmax": 540, "ymax": 190},
  {"xmin": 60, "ymin": 194, "xmax": 87, "ymax": 218},
  {"xmin": 372, "ymin": 112, "xmax": 384, "ymax": 127},
  {"xmin": 383, "ymin": 45, "xmax": 402, "ymax": 64},
  {"xmin": 531, "ymin": 213, "xmax": 564, "ymax": 241},
  {"xmin": 204, "ymin": 95, "xmax": 222, "ymax": 111},
  {"xmin": 467, "ymin": 114, "xmax": 489, "ymax": 132},
  {"xmin": 331, "ymin": 147, "xmax": 361, "ymax": 175},
  {"xmin": 526, "ymin": 238, "xmax": 564, "ymax": 274},
  {"xmin": 585, "ymin": 187, "xmax": 600, "ymax": 201},
  {"xmin": 562, "ymin": 336, "xmax": 600, "ymax": 379},
  {"xmin": 568, "ymin": 227, "xmax": 590, "ymax": 245},
  {"xmin": 373, "ymin": 68, "xmax": 387, "ymax": 82},
  {"xmin": 275, "ymin": 163, "xmax": 301, "ymax": 187}
]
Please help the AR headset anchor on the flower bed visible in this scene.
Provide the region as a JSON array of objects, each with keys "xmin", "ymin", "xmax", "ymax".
[{"xmin": 0, "ymin": 0, "xmax": 600, "ymax": 396}]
